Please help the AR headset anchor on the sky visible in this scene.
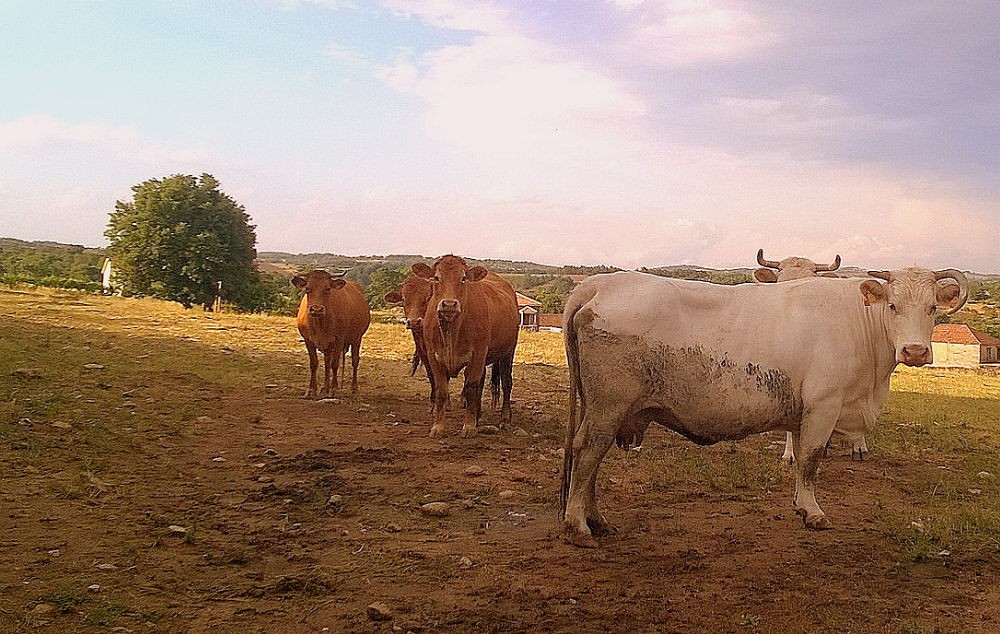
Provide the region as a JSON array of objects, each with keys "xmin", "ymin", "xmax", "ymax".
[{"xmin": 1, "ymin": 0, "xmax": 999, "ymax": 271}]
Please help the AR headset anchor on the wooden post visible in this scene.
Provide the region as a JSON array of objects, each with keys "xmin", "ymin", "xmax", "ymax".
[{"xmin": 213, "ymin": 280, "xmax": 223, "ymax": 313}]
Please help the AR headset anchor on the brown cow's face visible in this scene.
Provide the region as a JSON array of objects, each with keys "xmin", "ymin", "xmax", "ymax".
[
  {"xmin": 292, "ymin": 270, "xmax": 346, "ymax": 318},
  {"xmin": 860, "ymin": 269, "xmax": 966, "ymax": 367},
  {"xmin": 385, "ymin": 275, "xmax": 433, "ymax": 331},
  {"xmin": 413, "ymin": 256, "xmax": 487, "ymax": 327}
]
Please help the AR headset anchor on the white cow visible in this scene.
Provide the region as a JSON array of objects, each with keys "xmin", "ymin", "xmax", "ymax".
[
  {"xmin": 753, "ymin": 249, "xmax": 866, "ymax": 462},
  {"xmin": 560, "ymin": 268, "xmax": 967, "ymax": 548}
]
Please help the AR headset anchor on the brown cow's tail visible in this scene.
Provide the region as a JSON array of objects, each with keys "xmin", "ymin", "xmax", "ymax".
[
  {"xmin": 560, "ymin": 287, "xmax": 592, "ymax": 521},
  {"xmin": 490, "ymin": 361, "xmax": 501, "ymax": 410}
]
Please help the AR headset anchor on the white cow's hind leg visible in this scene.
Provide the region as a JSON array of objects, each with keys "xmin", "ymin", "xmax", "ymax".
[
  {"xmin": 781, "ymin": 432, "xmax": 795, "ymax": 465},
  {"xmin": 564, "ymin": 405, "xmax": 621, "ymax": 548},
  {"xmin": 790, "ymin": 415, "xmax": 837, "ymax": 530}
]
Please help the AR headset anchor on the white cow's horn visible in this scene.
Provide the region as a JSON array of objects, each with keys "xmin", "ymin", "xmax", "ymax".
[
  {"xmin": 757, "ymin": 249, "xmax": 780, "ymax": 269},
  {"xmin": 867, "ymin": 270, "xmax": 892, "ymax": 281},
  {"xmin": 816, "ymin": 254, "xmax": 841, "ymax": 272}
]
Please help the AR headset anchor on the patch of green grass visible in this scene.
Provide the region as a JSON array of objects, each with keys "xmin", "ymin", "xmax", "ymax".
[
  {"xmin": 84, "ymin": 602, "xmax": 130, "ymax": 627},
  {"xmin": 42, "ymin": 585, "xmax": 89, "ymax": 614}
]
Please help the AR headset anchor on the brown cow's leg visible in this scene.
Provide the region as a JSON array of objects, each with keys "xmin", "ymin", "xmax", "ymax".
[
  {"xmin": 329, "ymin": 340, "xmax": 342, "ymax": 396},
  {"xmin": 428, "ymin": 363, "xmax": 450, "ymax": 438},
  {"xmin": 305, "ymin": 343, "xmax": 319, "ymax": 399},
  {"xmin": 351, "ymin": 339, "xmax": 361, "ymax": 393},
  {"xmin": 319, "ymin": 348, "xmax": 333, "ymax": 397},
  {"xmin": 460, "ymin": 356, "xmax": 486, "ymax": 438},
  {"xmin": 498, "ymin": 353, "xmax": 514, "ymax": 428}
]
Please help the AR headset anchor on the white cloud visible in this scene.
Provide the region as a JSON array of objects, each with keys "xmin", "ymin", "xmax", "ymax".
[
  {"xmin": 625, "ymin": 0, "xmax": 777, "ymax": 66},
  {"xmin": 380, "ymin": 0, "xmax": 508, "ymax": 34}
]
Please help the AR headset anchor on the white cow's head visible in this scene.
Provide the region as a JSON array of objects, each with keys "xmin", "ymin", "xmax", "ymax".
[
  {"xmin": 754, "ymin": 249, "xmax": 841, "ymax": 283},
  {"xmin": 860, "ymin": 268, "xmax": 968, "ymax": 367}
]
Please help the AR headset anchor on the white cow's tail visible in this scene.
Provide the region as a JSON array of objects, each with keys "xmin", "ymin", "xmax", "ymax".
[{"xmin": 560, "ymin": 288, "xmax": 593, "ymax": 520}]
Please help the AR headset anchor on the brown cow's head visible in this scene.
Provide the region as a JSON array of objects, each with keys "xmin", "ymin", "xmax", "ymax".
[
  {"xmin": 292, "ymin": 270, "xmax": 346, "ymax": 318},
  {"xmin": 412, "ymin": 255, "xmax": 488, "ymax": 329},
  {"xmin": 860, "ymin": 268, "xmax": 968, "ymax": 367},
  {"xmin": 384, "ymin": 274, "xmax": 433, "ymax": 332},
  {"xmin": 754, "ymin": 249, "xmax": 841, "ymax": 283}
]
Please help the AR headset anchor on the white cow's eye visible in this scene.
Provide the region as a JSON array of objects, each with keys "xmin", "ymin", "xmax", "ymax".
[{"xmin": 887, "ymin": 303, "xmax": 896, "ymax": 313}]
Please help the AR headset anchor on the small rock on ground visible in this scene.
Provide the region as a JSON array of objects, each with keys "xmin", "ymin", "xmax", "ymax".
[
  {"xmin": 420, "ymin": 502, "xmax": 451, "ymax": 517},
  {"xmin": 367, "ymin": 602, "xmax": 393, "ymax": 621}
]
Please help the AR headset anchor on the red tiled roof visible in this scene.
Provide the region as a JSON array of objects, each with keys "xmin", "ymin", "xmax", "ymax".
[
  {"xmin": 516, "ymin": 292, "xmax": 542, "ymax": 307},
  {"xmin": 932, "ymin": 324, "xmax": 1000, "ymax": 346}
]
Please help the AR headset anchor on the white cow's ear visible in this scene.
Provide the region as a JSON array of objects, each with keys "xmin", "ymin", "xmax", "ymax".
[
  {"xmin": 753, "ymin": 268, "xmax": 778, "ymax": 283},
  {"xmin": 936, "ymin": 281, "xmax": 962, "ymax": 311},
  {"xmin": 860, "ymin": 280, "xmax": 886, "ymax": 306}
]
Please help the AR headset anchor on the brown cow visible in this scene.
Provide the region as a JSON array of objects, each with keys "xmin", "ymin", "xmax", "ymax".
[
  {"xmin": 293, "ymin": 270, "xmax": 371, "ymax": 398},
  {"xmin": 412, "ymin": 255, "xmax": 519, "ymax": 437},
  {"xmin": 384, "ymin": 274, "xmax": 435, "ymax": 393},
  {"xmin": 385, "ymin": 272, "xmax": 507, "ymax": 410}
]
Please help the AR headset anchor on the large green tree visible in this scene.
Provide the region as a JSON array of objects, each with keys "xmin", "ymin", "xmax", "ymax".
[{"xmin": 105, "ymin": 174, "xmax": 260, "ymax": 309}]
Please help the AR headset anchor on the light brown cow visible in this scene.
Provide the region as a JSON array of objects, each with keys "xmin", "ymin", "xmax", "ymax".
[
  {"xmin": 412, "ymin": 255, "xmax": 519, "ymax": 437},
  {"xmin": 293, "ymin": 270, "xmax": 371, "ymax": 398},
  {"xmin": 754, "ymin": 249, "xmax": 841, "ymax": 283}
]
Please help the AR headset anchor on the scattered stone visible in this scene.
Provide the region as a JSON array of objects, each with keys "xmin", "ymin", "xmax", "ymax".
[
  {"xmin": 265, "ymin": 384, "xmax": 278, "ymax": 389},
  {"xmin": 512, "ymin": 427, "xmax": 530, "ymax": 437},
  {"xmin": 510, "ymin": 472, "xmax": 528, "ymax": 482},
  {"xmin": 498, "ymin": 490, "xmax": 517, "ymax": 501},
  {"xmin": 420, "ymin": 502, "xmax": 451, "ymax": 517},
  {"xmin": 254, "ymin": 463, "xmax": 266, "ymax": 468},
  {"xmin": 318, "ymin": 398, "xmax": 340, "ymax": 404},
  {"xmin": 327, "ymin": 495, "xmax": 343, "ymax": 508},
  {"xmin": 257, "ymin": 475, "xmax": 274, "ymax": 483},
  {"xmin": 12, "ymin": 368, "xmax": 42, "ymax": 378},
  {"xmin": 969, "ymin": 488, "xmax": 982, "ymax": 495},
  {"xmin": 95, "ymin": 563, "xmax": 117, "ymax": 570},
  {"xmin": 479, "ymin": 425, "xmax": 500, "ymax": 435},
  {"xmin": 978, "ymin": 471, "xmax": 993, "ymax": 479},
  {"xmin": 51, "ymin": 421, "xmax": 72, "ymax": 430},
  {"xmin": 457, "ymin": 556, "xmax": 474, "ymax": 569},
  {"xmin": 464, "ymin": 465, "xmax": 486, "ymax": 477},
  {"xmin": 384, "ymin": 523, "xmax": 401, "ymax": 533},
  {"xmin": 910, "ymin": 521, "xmax": 926, "ymax": 533},
  {"xmin": 47, "ymin": 549, "xmax": 61, "ymax": 557},
  {"xmin": 211, "ymin": 456, "xmax": 227, "ymax": 462},
  {"xmin": 938, "ymin": 550, "xmax": 951, "ymax": 557},
  {"xmin": 87, "ymin": 584, "xmax": 101, "ymax": 592},
  {"xmin": 367, "ymin": 602, "xmax": 393, "ymax": 621},
  {"xmin": 17, "ymin": 417, "xmax": 32, "ymax": 426},
  {"xmin": 83, "ymin": 363, "xmax": 105, "ymax": 370},
  {"xmin": 263, "ymin": 449, "xmax": 278, "ymax": 457},
  {"xmin": 196, "ymin": 416, "xmax": 213, "ymax": 424},
  {"xmin": 32, "ymin": 603, "xmax": 54, "ymax": 615},
  {"xmin": 167, "ymin": 525, "xmax": 188, "ymax": 535}
]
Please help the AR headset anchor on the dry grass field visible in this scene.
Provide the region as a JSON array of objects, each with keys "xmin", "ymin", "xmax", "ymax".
[{"xmin": 2, "ymin": 286, "xmax": 1000, "ymax": 633}]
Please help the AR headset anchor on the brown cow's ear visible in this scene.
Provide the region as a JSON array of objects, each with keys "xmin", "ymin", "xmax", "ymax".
[
  {"xmin": 860, "ymin": 280, "xmax": 886, "ymax": 306},
  {"xmin": 384, "ymin": 290, "xmax": 403, "ymax": 304},
  {"xmin": 292, "ymin": 275, "xmax": 307, "ymax": 288},
  {"xmin": 412, "ymin": 263, "xmax": 434, "ymax": 279},
  {"xmin": 331, "ymin": 279, "xmax": 347, "ymax": 289},
  {"xmin": 466, "ymin": 266, "xmax": 488, "ymax": 282},
  {"xmin": 753, "ymin": 268, "xmax": 778, "ymax": 283},
  {"xmin": 936, "ymin": 281, "xmax": 962, "ymax": 311}
]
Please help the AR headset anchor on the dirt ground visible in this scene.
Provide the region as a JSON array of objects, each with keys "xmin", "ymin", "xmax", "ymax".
[{"xmin": 2, "ymin": 289, "xmax": 1000, "ymax": 633}]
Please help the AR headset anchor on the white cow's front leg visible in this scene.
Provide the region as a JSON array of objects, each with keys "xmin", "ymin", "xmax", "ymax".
[
  {"xmin": 790, "ymin": 413, "xmax": 837, "ymax": 530},
  {"xmin": 781, "ymin": 431, "xmax": 795, "ymax": 465}
]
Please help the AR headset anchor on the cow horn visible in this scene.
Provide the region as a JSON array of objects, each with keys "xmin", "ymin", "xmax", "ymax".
[
  {"xmin": 867, "ymin": 270, "xmax": 892, "ymax": 281},
  {"xmin": 816, "ymin": 254, "xmax": 842, "ymax": 272},
  {"xmin": 332, "ymin": 269, "xmax": 349, "ymax": 278},
  {"xmin": 934, "ymin": 269, "xmax": 969, "ymax": 314},
  {"xmin": 757, "ymin": 249, "xmax": 780, "ymax": 269}
]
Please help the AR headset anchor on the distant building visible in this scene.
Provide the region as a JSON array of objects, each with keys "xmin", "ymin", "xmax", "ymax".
[
  {"xmin": 538, "ymin": 313, "xmax": 564, "ymax": 330},
  {"xmin": 100, "ymin": 258, "xmax": 116, "ymax": 292},
  {"xmin": 930, "ymin": 324, "xmax": 1000, "ymax": 368},
  {"xmin": 516, "ymin": 292, "xmax": 542, "ymax": 329}
]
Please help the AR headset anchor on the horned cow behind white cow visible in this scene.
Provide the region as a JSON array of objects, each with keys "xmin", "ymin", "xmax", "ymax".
[{"xmin": 559, "ymin": 268, "xmax": 968, "ymax": 548}]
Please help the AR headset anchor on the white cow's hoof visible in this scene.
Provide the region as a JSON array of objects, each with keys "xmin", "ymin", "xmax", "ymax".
[
  {"xmin": 429, "ymin": 426, "xmax": 445, "ymax": 438},
  {"xmin": 803, "ymin": 514, "xmax": 833, "ymax": 530},
  {"xmin": 782, "ymin": 453, "xmax": 795, "ymax": 466},
  {"xmin": 460, "ymin": 426, "xmax": 478, "ymax": 439},
  {"xmin": 563, "ymin": 525, "xmax": 599, "ymax": 549}
]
